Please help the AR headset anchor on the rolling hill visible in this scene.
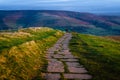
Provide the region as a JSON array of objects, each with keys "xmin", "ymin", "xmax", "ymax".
[{"xmin": 0, "ymin": 10, "xmax": 120, "ymax": 35}]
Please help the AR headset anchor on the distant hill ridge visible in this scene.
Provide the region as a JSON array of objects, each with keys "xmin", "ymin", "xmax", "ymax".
[{"xmin": 0, "ymin": 10, "xmax": 120, "ymax": 35}]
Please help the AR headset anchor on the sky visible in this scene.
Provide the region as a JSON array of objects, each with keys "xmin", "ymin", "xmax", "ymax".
[{"xmin": 0, "ymin": 0, "xmax": 120, "ymax": 14}]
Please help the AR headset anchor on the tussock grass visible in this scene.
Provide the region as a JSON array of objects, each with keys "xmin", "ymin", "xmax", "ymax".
[
  {"xmin": 69, "ymin": 32, "xmax": 120, "ymax": 80},
  {"xmin": 0, "ymin": 27, "xmax": 64, "ymax": 80}
]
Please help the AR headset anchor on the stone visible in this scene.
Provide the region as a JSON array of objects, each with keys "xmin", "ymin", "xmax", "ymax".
[
  {"xmin": 68, "ymin": 67, "xmax": 88, "ymax": 73},
  {"xmin": 45, "ymin": 73, "xmax": 60, "ymax": 80},
  {"xmin": 64, "ymin": 74, "xmax": 92, "ymax": 80},
  {"xmin": 47, "ymin": 59, "xmax": 64, "ymax": 72},
  {"xmin": 53, "ymin": 54, "xmax": 64, "ymax": 58},
  {"xmin": 60, "ymin": 59, "xmax": 79, "ymax": 62},
  {"xmin": 63, "ymin": 54, "xmax": 74, "ymax": 58},
  {"xmin": 66, "ymin": 62, "xmax": 81, "ymax": 67},
  {"xmin": 54, "ymin": 54, "xmax": 75, "ymax": 59}
]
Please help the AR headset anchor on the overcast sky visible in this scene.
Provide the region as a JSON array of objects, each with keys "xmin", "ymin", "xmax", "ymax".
[{"xmin": 0, "ymin": 0, "xmax": 120, "ymax": 14}]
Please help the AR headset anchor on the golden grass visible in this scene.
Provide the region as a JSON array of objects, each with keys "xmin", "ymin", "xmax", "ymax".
[{"xmin": 0, "ymin": 27, "xmax": 64, "ymax": 80}]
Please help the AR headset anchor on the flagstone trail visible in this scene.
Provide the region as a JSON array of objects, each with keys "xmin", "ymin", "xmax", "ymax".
[{"xmin": 44, "ymin": 33, "xmax": 92, "ymax": 80}]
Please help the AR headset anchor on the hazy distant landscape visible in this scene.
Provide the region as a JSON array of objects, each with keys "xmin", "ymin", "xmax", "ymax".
[{"xmin": 0, "ymin": 10, "xmax": 120, "ymax": 35}]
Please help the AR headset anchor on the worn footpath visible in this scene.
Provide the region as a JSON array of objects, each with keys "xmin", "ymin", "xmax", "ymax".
[{"xmin": 44, "ymin": 33, "xmax": 92, "ymax": 80}]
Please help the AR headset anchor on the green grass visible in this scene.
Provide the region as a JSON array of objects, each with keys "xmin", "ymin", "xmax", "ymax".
[
  {"xmin": 69, "ymin": 32, "xmax": 120, "ymax": 80},
  {"xmin": 0, "ymin": 27, "xmax": 57, "ymax": 52},
  {"xmin": 0, "ymin": 27, "xmax": 64, "ymax": 80}
]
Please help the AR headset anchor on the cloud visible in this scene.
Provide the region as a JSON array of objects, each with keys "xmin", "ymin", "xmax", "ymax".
[
  {"xmin": 0, "ymin": 0, "xmax": 74, "ymax": 6},
  {"xmin": 0, "ymin": 0, "xmax": 120, "ymax": 14}
]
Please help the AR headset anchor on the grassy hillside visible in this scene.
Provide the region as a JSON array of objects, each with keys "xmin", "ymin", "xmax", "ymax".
[
  {"xmin": 0, "ymin": 27, "xmax": 64, "ymax": 80},
  {"xmin": 69, "ymin": 33, "xmax": 120, "ymax": 80}
]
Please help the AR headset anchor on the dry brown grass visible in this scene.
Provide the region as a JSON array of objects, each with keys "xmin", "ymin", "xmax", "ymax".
[
  {"xmin": 104, "ymin": 36, "xmax": 120, "ymax": 41},
  {"xmin": 0, "ymin": 27, "xmax": 64, "ymax": 80}
]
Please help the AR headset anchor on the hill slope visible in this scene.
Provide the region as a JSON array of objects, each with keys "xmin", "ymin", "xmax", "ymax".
[
  {"xmin": 69, "ymin": 33, "xmax": 120, "ymax": 80},
  {"xmin": 0, "ymin": 27, "xmax": 64, "ymax": 80},
  {"xmin": 0, "ymin": 10, "xmax": 120, "ymax": 35},
  {"xmin": 0, "ymin": 27, "xmax": 120, "ymax": 79}
]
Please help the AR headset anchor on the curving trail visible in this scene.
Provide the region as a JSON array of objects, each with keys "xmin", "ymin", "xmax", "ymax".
[{"xmin": 44, "ymin": 33, "xmax": 92, "ymax": 80}]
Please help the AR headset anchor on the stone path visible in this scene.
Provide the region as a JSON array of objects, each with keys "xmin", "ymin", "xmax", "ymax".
[{"xmin": 44, "ymin": 33, "xmax": 92, "ymax": 80}]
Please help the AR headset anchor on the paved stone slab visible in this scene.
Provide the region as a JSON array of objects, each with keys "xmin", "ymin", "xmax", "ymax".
[
  {"xmin": 45, "ymin": 73, "xmax": 60, "ymax": 80},
  {"xmin": 57, "ymin": 52, "xmax": 64, "ymax": 54},
  {"xmin": 54, "ymin": 54, "xmax": 76, "ymax": 59},
  {"xmin": 47, "ymin": 59, "xmax": 64, "ymax": 72},
  {"xmin": 68, "ymin": 67, "xmax": 88, "ymax": 73},
  {"xmin": 64, "ymin": 74, "xmax": 92, "ymax": 80},
  {"xmin": 53, "ymin": 54, "xmax": 64, "ymax": 58},
  {"xmin": 66, "ymin": 62, "xmax": 81, "ymax": 67},
  {"xmin": 63, "ymin": 54, "xmax": 75, "ymax": 58},
  {"xmin": 62, "ymin": 50, "xmax": 71, "ymax": 53},
  {"xmin": 60, "ymin": 59, "xmax": 79, "ymax": 62},
  {"xmin": 59, "ymin": 51, "xmax": 71, "ymax": 54}
]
